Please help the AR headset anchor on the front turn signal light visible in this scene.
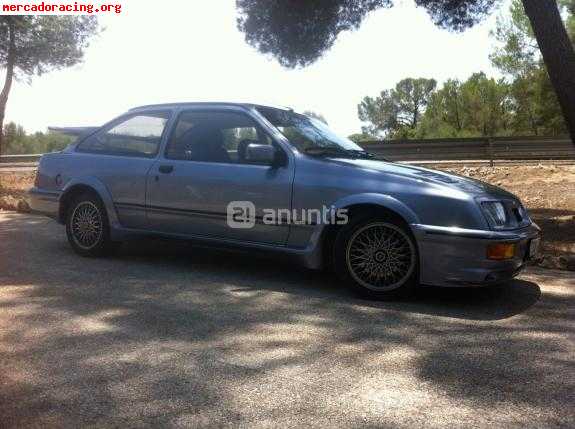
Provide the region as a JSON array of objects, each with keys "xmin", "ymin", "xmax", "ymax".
[{"xmin": 487, "ymin": 243, "xmax": 516, "ymax": 260}]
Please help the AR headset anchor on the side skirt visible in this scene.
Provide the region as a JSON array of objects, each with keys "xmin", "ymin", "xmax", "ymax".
[{"xmin": 108, "ymin": 224, "xmax": 323, "ymax": 269}]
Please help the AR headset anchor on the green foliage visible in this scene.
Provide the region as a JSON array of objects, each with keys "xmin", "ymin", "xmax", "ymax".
[
  {"xmin": 2, "ymin": 122, "xmax": 72, "ymax": 154},
  {"xmin": 357, "ymin": 1, "xmax": 571, "ymax": 139},
  {"xmin": 236, "ymin": 0, "xmax": 392, "ymax": 68},
  {"xmin": 414, "ymin": 0, "xmax": 502, "ymax": 31},
  {"xmin": 489, "ymin": 0, "xmax": 569, "ymax": 135},
  {"xmin": 236, "ymin": 0, "xmax": 500, "ymax": 68},
  {"xmin": 0, "ymin": 16, "xmax": 100, "ymax": 154},
  {"xmin": 358, "ymin": 78, "xmax": 437, "ymax": 138},
  {"xmin": 0, "ymin": 16, "xmax": 99, "ymax": 80},
  {"xmin": 348, "ymin": 133, "xmax": 376, "ymax": 143},
  {"xmin": 490, "ymin": 0, "xmax": 538, "ymax": 76},
  {"xmin": 360, "ymin": 70, "xmax": 566, "ymax": 139},
  {"xmin": 421, "ymin": 73, "xmax": 512, "ymax": 138}
]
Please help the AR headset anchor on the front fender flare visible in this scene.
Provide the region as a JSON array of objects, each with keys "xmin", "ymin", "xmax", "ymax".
[
  {"xmin": 301, "ymin": 193, "xmax": 420, "ymax": 269},
  {"xmin": 329, "ymin": 193, "xmax": 420, "ymax": 225}
]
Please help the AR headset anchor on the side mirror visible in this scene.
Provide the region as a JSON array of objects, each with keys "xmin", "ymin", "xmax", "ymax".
[{"xmin": 244, "ymin": 143, "xmax": 281, "ymax": 166}]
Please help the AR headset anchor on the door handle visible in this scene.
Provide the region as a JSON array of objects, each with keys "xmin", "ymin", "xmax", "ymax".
[{"xmin": 158, "ymin": 165, "xmax": 174, "ymax": 174}]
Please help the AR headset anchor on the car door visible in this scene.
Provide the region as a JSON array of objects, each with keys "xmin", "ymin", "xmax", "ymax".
[
  {"xmin": 146, "ymin": 108, "xmax": 294, "ymax": 244},
  {"xmin": 74, "ymin": 110, "xmax": 172, "ymax": 229}
]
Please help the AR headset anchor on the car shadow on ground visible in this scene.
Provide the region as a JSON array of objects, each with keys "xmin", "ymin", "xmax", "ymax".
[{"xmin": 114, "ymin": 237, "xmax": 542, "ymax": 322}]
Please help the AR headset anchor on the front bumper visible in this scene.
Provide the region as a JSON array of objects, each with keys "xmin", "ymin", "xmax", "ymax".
[
  {"xmin": 412, "ymin": 223, "xmax": 541, "ymax": 287},
  {"xmin": 28, "ymin": 187, "xmax": 61, "ymax": 220}
]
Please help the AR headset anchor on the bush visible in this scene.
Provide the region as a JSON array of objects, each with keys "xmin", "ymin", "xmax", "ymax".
[{"xmin": 3, "ymin": 122, "xmax": 73, "ymax": 155}]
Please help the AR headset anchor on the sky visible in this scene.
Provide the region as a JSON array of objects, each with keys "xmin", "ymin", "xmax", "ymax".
[{"xmin": 3, "ymin": 0, "xmax": 511, "ymax": 137}]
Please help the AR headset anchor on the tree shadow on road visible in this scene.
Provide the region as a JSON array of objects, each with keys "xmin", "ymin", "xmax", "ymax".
[
  {"xmin": 0, "ymin": 215, "xmax": 573, "ymax": 427},
  {"xmin": 529, "ymin": 208, "xmax": 575, "ymax": 260}
]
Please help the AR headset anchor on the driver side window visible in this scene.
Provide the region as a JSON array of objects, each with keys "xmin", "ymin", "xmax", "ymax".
[{"xmin": 165, "ymin": 111, "xmax": 273, "ymax": 163}]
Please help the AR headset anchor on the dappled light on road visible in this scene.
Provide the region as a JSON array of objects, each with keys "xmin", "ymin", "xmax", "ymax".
[{"xmin": 0, "ymin": 213, "xmax": 573, "ymax": 427}]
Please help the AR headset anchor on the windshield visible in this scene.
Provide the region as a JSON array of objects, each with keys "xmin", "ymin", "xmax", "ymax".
[{"xmin": 256, "ymin": 107, "xmax": 365, "ymax": 153}]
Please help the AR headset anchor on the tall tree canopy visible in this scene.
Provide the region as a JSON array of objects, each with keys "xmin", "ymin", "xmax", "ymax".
[
  {"xmin": 360, "ymin": 74, "xmax": 512, "ymax": 139},
  {"xmin": 236, "ymin": 0, "xmax": 392, "ymax": 68},
  {"xmin": 412, "ymin": 0, "xmax": 500, "ymax": 30},
  {"xmin": 490, "ymin": 0, "xmax": 570, "ymax": 136},
  {"xmin": 358, "ymin": 78, "xmax": 436, "ymax": 138},
  {"xmin": 0, "ymin": 16, "xmax": 99, "ymax": 154},
  {"xmin": 490, "ymin": 0, "xmax": 539, "ymax": 76},
  {"xmin": 237, "ymin": 0, "xmax": 575, "ymax": 142},
  {"xmin": 236, "ymin": 0, "xmax": 500, "ymax": 68},
  {"xmin": 418, "ymin": 73, "xmax": 512, "ymax": 138}
]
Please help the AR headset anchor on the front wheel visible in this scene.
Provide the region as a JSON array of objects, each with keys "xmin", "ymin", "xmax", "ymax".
[
  {"xmin": 334, "ymin": 217, "xmax": 418, "ymax": 299},
  {"xmin": 65, "ymin": 193, "xmax": 119, "ymax": 257}
]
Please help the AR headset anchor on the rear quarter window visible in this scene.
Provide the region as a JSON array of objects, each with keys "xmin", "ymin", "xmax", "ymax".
[{"xmin": 77, "ymin": 112, "xmax": 171, "ymax": 158}]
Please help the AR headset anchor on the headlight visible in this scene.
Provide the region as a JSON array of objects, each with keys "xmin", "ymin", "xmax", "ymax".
[{"xmin": 481, "ymin": 201, "xmax": 508, "ymax": 229}]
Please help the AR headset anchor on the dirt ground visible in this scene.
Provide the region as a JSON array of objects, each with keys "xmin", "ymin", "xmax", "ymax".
[
  {"xmin": 0, "ymin": 170, "xmax": 34, "ymax": 213},
  {"xmin": 1, "ymin": 164, "xmax": 574, "ymax": 270}
]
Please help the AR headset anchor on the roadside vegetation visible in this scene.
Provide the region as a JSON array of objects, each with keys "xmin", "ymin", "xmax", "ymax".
[
  {"xmin": 1, "ymin": 123, "xmax": 72, "ymax": 155},
  {"xmin": 0, "ymin": 16, "xmax": 99, "ymax": 155},
  {"xmin": 354, "ymin": 0, "xmax": 574, "ymax": 141}
]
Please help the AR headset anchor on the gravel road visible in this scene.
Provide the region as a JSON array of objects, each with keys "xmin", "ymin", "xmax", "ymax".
[{"xmin": 0, "ymin": 213, "xmax": 574, "ymax": 428}]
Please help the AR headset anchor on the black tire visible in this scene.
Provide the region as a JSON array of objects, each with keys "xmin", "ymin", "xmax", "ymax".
[
  {"xmin": 333, "ymin": 213, "xmax": 419, "ymax": 300},
  {"xmin": 65, "ymin": 192, "xmax": 119, "ymax": 257}
]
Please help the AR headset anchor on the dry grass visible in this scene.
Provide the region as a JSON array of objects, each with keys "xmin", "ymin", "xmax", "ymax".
[{"xmin": 0, "ymin": 171, "xmax": 35, "ymax": 212}]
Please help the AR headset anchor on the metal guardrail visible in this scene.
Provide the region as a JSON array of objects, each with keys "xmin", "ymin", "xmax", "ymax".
[
  {"xmin": 0, "ymin": 137, "xmax": 574, "ymax": 164},
  {"xmin": 359, "ymin": 136, "xmax": 575, "ymax": 164},
  {"xmin": 0, "ymin": 153, "xmax": 44, "ymax": 163}
]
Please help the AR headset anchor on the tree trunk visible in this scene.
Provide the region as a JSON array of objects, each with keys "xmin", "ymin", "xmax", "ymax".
[
  {"xmin": 527, "ymin": 107, "xmax": 538, "ymax": 136},
  {"xmin": 454, "ymin": 95, "xmax": 462, "ymax": 132},
  {"xmin": 0, "ymin": 18, "xmax": 16, "ymax": 156},
  {"xmin": 523, "ymin": 0, "xmax": 575, "ymax": 143}
]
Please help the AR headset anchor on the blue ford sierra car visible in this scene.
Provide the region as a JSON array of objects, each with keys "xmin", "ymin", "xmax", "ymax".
[{"xmin": 29, "ymin": 102, "xmax": 541, "ymax": 299}]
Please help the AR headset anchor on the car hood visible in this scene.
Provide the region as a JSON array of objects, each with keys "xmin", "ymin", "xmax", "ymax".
[{"xmin": 330, "ymin": 158, "xmax": 516, "ymax": 198}]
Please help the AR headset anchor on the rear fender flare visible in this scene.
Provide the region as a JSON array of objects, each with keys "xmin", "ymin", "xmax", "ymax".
[{"xmin": 59, "ymin": 177, "xmax": 120, "ymax": 229}]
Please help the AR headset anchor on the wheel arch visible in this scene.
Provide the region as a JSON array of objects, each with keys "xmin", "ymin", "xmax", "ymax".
[
  {"xmin": 58, "ymin": 178, "xmax": 119, "ymax": 228},
  {"xmin": 314, "ymin": 194, "xmax": 420, "ymax": 270}
]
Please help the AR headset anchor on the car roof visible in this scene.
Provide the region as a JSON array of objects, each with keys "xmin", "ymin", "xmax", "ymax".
[{"xmin": 129, "ymin": 102, "xmax": 294, "ymax": 113}]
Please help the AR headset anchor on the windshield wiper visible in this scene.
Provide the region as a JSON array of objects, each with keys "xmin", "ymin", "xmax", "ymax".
[
  {"xmin": 303, "ymin": 147, "xmax": 375, "ymax": 159},
  {"xmin": 345, "ymin": 149, "xmax": 376, "ymax": 159}
]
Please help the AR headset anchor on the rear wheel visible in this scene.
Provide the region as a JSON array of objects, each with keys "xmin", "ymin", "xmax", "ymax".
[
  {"xmin": 65, "ymin": 193, "xmax": 119, "ymax": 257},
  {"xmin": 334, "ymin": 215, "xmax": 418, "ymax": 299}
]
